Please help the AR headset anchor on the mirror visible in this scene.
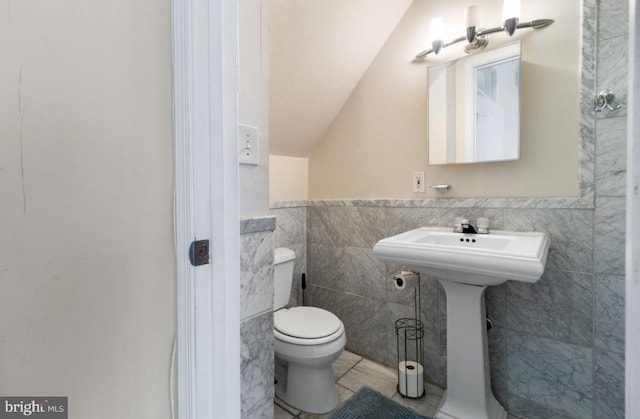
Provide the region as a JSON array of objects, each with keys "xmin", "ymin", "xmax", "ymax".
[{"xmin": 428, "ymin": 42, "xmax": 521, "ymax": 165}]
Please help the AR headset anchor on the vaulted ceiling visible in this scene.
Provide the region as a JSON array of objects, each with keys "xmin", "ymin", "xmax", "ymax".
[{"xmin": 268, "ymin": 0, "xmax": 413, "ymax": 157}]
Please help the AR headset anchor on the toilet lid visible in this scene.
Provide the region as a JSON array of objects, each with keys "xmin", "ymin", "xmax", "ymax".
[{"xmin": 274, "ymin": 307, "xmax": 342, "ymax": 339}]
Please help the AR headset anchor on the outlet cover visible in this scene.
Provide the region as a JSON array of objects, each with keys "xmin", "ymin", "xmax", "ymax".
[{"xmin": 239, "ymin": 124, "xmax": 259, "ymax": 165}]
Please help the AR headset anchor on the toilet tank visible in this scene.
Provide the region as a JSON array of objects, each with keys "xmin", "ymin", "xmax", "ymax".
[{"xmin": 274, "ymin": 247, "xmax": 296, "ymax": 310}]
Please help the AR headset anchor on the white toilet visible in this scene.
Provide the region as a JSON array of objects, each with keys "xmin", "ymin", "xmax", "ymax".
[{"xmin": 273, "ymin": 247, "xmax": 347, "ymax": 414}]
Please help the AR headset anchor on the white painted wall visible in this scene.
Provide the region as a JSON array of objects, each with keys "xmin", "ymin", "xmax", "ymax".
[
  {"xmin": 0, "ymin": 1, "xmax": 175, "ymax": 418},
  {"xmin": 269, "ymin": 155, "xmax": 308, "ymax": 202},
  {"xmin": 268, "ymin": 0, "xmax": 413, "ymax": 157},
  {"xmin": 307, "ymin": 0, "xmax": 581, "ymax": 199},
  {"xmin": 240, "ymin": 0, "xmax": 270, "ymax": 217}
]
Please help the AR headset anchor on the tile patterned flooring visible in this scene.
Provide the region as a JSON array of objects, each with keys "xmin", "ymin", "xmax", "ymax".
[{"xmin": 274, "ymin": 350, "xmax": 524, "ymax": 419}]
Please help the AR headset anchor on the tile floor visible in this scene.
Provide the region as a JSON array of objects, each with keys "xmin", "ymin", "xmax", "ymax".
[{"xmin": 274, "ymin": 350, "xmax": 523, "ymax": 419}]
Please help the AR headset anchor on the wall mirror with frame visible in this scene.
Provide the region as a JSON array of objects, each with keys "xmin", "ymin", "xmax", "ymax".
[{"xmin": 428, "ymin": 42, "xmax": 521, "ymax": 165}]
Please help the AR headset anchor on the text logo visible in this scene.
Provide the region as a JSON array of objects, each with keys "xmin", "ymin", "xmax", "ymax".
[{"xmin": 0, "ymin": 398, "xmax": 67, "ymax": 418}]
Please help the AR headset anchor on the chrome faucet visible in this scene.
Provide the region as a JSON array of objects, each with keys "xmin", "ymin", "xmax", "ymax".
[
  {"xmin": 460, "ymin": 219, "xmax": 478, "ymax": 234},
  {"xmin": 454, "ymin": 218, "xmax": 490, "ymax": 234}
]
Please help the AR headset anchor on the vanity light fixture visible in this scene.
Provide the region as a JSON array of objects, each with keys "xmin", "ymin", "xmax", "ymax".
[{"xmin": 417, "ymin": 0, "xmax": 553, "ymax": 60}]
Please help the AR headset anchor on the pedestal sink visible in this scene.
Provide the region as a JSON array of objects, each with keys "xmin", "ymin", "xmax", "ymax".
[{"xmin": 373, "ymin": 227, "xmax": 550, "ymax": 419}]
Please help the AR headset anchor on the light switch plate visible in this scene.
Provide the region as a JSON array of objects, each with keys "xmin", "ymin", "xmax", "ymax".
[
  {"xmin": 413, "ymin": 172, "xmax": 426, "ymax": 193},
  {"xmin": 239, "ymin": 124, "xmax": 259, "ymax": 165}
]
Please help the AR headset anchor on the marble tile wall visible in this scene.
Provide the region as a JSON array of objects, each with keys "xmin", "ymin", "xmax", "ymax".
[
  {"xmin": 240, "ymin": 217, "xmax": 276, "ymax": 418},
  {"xmin": 302, "ymin": 199, "xmax": 625, "ymax": 418},
  {"xmin": 592, "ymin": 0, "xmax": 628, "ymax": 416}
]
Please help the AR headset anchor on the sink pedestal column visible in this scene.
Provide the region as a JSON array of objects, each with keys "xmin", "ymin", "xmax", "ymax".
[{"xmin": 435, "ymin": 280, "xmax": 507, "ymax": 419}]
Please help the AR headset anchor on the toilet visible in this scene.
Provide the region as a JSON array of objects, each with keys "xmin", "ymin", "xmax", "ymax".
[{"xmin": 273, "ymin": 247, "xmax": 347, "ymax": 414}]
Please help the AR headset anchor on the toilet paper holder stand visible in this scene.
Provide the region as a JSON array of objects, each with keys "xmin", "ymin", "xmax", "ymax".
[{"xmin": 394, "ymin": 271, "xmax": 425, "ymax": 399}]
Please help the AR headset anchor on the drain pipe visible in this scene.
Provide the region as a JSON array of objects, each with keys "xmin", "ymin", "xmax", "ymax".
[{"xmin": 301, "ymin": 273, "xmax": 307, "ymax": 306}]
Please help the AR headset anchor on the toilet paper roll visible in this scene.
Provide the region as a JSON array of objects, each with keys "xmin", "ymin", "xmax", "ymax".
[
  {"xmin": 393, "ymin": 271, "xmax": 420, "ymax": 290},
  {"xmin": 398, "ymin": 361, "xmax": 424, "ymax": 398}
]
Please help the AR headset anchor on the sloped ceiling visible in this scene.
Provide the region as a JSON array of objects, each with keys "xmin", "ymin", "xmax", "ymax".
[{"xmin": 268, "ymin": 0, "xmax": 413, "ymax": 157}]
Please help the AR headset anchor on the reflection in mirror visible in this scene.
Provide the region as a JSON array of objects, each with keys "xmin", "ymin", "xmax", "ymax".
[{"xmin": 428, "ymin": 42, "xmax": 521, "ymax": 165}]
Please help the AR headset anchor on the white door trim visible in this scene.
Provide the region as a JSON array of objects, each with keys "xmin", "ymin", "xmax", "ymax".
[
  {"xmin": 627, "ymin": 0, "xmax": 639, "ymax": 417},
  {"xmin": 172, "ymin": 0, "xmax": 240, "ymax": 418}
]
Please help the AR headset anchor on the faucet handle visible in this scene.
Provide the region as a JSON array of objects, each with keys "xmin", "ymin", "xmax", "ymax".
[
  {"xmin": 477, "ymin": 217, "xmax": 489, "ymax": 234},
  {"xmin": 453, "ymin": 217, "xmax": 463, "ymax": 233}
]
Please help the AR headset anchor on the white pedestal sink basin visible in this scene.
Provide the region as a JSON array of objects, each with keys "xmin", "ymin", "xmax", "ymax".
[
  {"xmin": 373, "ymin": 227, "xmax": 550, "ymax": 419},
  {"xmin": 373, "ymin": 227, "xmax": 550, "ymax": 286}
]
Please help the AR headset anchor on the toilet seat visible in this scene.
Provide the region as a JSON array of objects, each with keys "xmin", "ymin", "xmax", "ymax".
[{"xmin": 275, "ymin": 307, "xmax": 344, "ymax": 346}]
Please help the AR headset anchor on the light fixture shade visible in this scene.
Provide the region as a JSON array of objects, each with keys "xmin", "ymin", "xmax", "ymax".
[
  {"xmin": 430, "ymin": 17, "xmax": 445, "ymax": 54},
  {"xmin": 502, "ymin": 0, "xmax": 521, "ymax": 21},
  {"xmin": 430, "ymin": 17, "xmax": 445, "ymax": 42},
  {"xmin": 464, "ymin": 5, "xmax": 478, "ymax": 42},
  {"xmin": 464, "ymin": 5, "xmax": 478, "ymax": 28}
]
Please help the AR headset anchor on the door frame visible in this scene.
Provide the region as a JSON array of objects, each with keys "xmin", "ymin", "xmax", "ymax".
[{"xmin": 172, "ymin": 0, "xmax": 241, "ymax": 417}]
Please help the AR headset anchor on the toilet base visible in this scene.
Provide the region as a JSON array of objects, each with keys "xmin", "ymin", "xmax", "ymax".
[{"xmin": 275, "ymin": 361, "xmax": 338, "ymax": 414}]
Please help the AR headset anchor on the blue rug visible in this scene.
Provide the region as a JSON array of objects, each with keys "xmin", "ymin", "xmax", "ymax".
[{"xmin": 329, "ymin": 386, "xmax": 431, "ymax": 419}]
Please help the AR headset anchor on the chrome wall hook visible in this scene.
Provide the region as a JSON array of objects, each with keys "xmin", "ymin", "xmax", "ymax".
[{"xmin": 594, "ymin": 89, "xmax": 623, "ymax": 112}]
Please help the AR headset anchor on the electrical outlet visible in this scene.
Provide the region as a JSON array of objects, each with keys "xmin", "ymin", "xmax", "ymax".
[
  {"xmin": 238, "ymin": 124, "xmax": 259, "ymax": 165},
  {"xmin": 413, "ymin": 172, "xmax": 426, "ymax": 193}
]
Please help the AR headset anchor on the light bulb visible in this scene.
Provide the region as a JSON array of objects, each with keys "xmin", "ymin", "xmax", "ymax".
[
  {"xmin": 465, "ymin": 5, "xmax": 478, "ymax": 43},
  {"xmin": 502, "ymin": 0, "xmax": 521, "ymax": 21},
  {"xmin": 430, "ymin": 16, "xmax": 445, "ymax": 54},
  {"xmin": 465, "ymin": 5, "xmax": 478, "ymax": 29},
  {"xmin": 430, "ymin": 17, "xmax": 445, "ymax": 41}
]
